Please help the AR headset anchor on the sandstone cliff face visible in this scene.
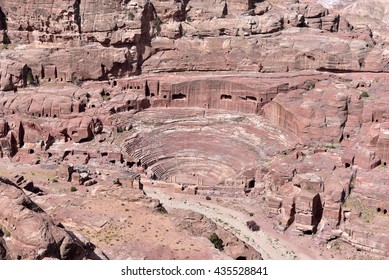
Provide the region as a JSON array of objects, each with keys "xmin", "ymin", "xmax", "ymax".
[
  {"xmin": 262, "ymin": 82, "xmax": 359, "ymax": 145},
  {"xmin": 0, "ymin": 0, "xmax": 148, "ymax": 89},
  {"xmin": 0, "ymin": 0, "xmax": 388, "ymax": 91},
  {"xmin": 1, "ymin": 0, "xmax": 389, "ymax": 259}
]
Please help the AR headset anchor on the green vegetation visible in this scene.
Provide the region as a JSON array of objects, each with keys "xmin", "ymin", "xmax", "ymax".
[
  {"xmin": 152, "ymin": 16, "xmax": 163, "ymax": 35},
  {"xmin": 343, "ymin": 196, "xmax": 375, "ymax": 223},
  {"xmin": 128, "ymin": 12, "xmax": 135, "ymax": 20},
  {"xmin": 323, "ymin": 144, "xmax": 337, "ymax": 149},
  {"xmin": 360, "ymin": 91, "xmax": 369, "ymax": 98},
  {"xmin": 100, "ymin": 89, "xmax": 111, "ymax": 101},
  {"xmin": 233, "ymin": 116, "xmax": 245, "ymax": 123},
  {"xmin": 71, "ymin": 74, "xmax": 78, "ymax": 84},
  {"xmin": 70, "ymin": 186, "xmax": 78, "ymax": 192},
  {"xmin": 0, "ymin": 224, "xmax": 11, "ymax": 238},
  {"xmin": 26, "ymin": 69, "xmax": 34, "ymax": 84},
  {"xmin": 70, "ymin": 73, "xmax": 83, "ymax": 86},
  {"xmin": 303, "ymin": 80, "xmax": 316, "ymax": 91},
  {"xmin": 208, "ymin": 232, "xmax": 224, "ymax": 251},
  {"xmin": 185, "ymin": 15, "xmax": 192, "ymax": 22},
  {"xmin": 331, "ymin": 241, "xmax": 341, "ymax": 251}
]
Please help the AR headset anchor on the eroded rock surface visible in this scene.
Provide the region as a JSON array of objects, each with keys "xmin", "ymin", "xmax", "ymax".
[
  {"xmin": 0, "ymin": 177, "xmax": 102, "ymax": 259},
  {"xmin": 1, "ymin": 0, "xmax": 389, "ymax": 259}
]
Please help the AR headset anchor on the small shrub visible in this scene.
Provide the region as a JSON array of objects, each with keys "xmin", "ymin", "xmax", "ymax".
[
  {"xmin": 332, "ymin": 241, "xmax": 341, "ymax": 250},
  {"xmin": 156, "ymin": 204, "xmax": 168, "ymax": 214},
  {"xmin": 100, "ymin": 89, "xmax": 111, "ymax": 101},
  {"xmin": 71, "ymin": 74, "xmax": 77, "ymax": 84},
  {"xmin": 128, "ymin": 12, "xmax": 135, "ymax": 20},
  {"xmin": 152, "ymin": 16, "xmax": 163, "ymax": 35},
  {"xmin": 205, "ymin": 196, "xmax": 212, "ymax": 201},
  {"xmin": 360, "ymin": 91, "xmax": 369, "ymax": 98},
  {"xmin": 303, "ymin": 80, "xmax": 316, "ymax": 91},
  {"xmin": 233, "ymin": 116, "xmax": 245, "ymax": 123},
  {"xmin": 70, "ymin": 74, "xmax": 83, "ymax": 86},
  {"xmin": 26, "ymin": 69, "xmax": 34, "ymax": 84},
  {"xmin": 185, "ymin": 15, "xmax": 192, "ymax": 22},
  {"xmin": 70, "ymin": 186, "xmax": 78, "ymax": 192},
  {"xmin": 209, "ymin": 233, "xmax": 224, "ymax": 251},
  {"xmin": 343, "ymin": 196, "xmax": 375, "ymax": 223},
  {"xmin": 0, "ymin": 224, "xmax": 11, "ymax": 238},
  {"xmin": 246, "ymin": 220, "xmax": 260, "ymax": 232},
  {"xmin": 323, "ymin": 144, "xmax": 337, "ymax": 149}
]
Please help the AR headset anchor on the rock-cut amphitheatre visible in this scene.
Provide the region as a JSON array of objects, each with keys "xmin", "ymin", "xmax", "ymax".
[{"xmin": 1, "ymin": 0, "xmax": 389, "ymax": 260}]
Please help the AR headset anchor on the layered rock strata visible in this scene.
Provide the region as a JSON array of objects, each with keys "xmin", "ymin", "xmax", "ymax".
[{"xmin": 1, "ymin": 0, "xmax": 389, "ymax": 259}]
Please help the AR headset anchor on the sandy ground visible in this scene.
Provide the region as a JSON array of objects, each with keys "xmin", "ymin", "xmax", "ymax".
[
  {"xmin": 2, "ymin": 162, "xmax": 376, "ymax": 260},
  {"xmin": 144, "ymin": 186, "xmax": 316, "ymax": 260}
]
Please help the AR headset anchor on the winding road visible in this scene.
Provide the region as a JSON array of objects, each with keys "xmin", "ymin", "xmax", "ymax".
[{"xmin": 144, "ymin": 186, "xmax": 314, "ymax": 260}]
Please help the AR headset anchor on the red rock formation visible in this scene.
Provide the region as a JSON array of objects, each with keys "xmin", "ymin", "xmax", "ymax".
[
  {"xmin": 1, "ymin": 0, "xmax": 389, "ymax": 259},
  {"xmin": 171, "ymin": 209, "xmax": 262, "ymax": 260},
  {"xmin": 0, "ymin": 0, "xmax": 387, "ymax": 91},
  {"xmin": 0, "ymin": 177, "xmax": 100, "ymax": 259}
]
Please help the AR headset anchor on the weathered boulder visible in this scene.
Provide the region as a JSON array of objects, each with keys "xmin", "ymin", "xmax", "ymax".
[{"xmin": 0, "ymin": 177, "xmax": 90, "ymax": 259}]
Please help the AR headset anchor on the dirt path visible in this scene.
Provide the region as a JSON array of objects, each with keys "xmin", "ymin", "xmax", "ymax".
[{"xmin": 144, "ymin": 186, "xmax": 314, "ymax": 260}]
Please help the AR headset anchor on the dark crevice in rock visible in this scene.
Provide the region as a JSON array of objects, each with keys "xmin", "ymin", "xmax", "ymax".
[
  {"xmin": 136, "ymin": 1, "xmax": 155, "ymax": 74},
  {"xmin": 0, "ymin": 8, "xmax": 7, "ymax": 30},
  {"xmin": 0, "ymin": 237, "xmax": 9, "ymax": 260},
  {"xmin": 1, "ymin": 8, "xmax": 11, "ymax": 45},
  {"xmin": 317, "ymin": 67, "xmax": 383, "ymax": 74},
  {"xmin": 73, "ymin": 0, "xmax": 82, "ymax": 34}
]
